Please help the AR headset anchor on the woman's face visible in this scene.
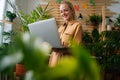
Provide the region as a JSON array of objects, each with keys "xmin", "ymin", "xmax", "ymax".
[{"xmin": 60, "ymin": 3, "xmax": 73, "ymax": 21}]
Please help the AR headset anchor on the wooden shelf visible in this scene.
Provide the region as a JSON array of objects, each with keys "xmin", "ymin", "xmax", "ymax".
[{"xmin": 0, "ymin": 20, "xmax": 14, "ymax": 24}]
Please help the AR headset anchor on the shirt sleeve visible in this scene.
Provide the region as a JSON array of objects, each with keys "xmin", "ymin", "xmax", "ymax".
[{"xmin": 73, "ymin": 23, "xmax": 83, "ymax": 45}]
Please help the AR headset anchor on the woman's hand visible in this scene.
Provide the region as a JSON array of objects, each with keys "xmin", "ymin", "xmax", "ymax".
[
  {"xmin": 52, "ymin": 47, "xmax": 71, "ymax": 55},
  {"xmin": 52, "ymin": 47, "xmax": 69, "ymax": 51}
]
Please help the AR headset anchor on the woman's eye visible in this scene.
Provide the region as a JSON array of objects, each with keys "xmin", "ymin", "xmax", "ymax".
[
  {"xmin": 64, "ymin": 9, "xmax": 69, "ymax": 12},
  {"xmin": 60, "ymin": 9, "xmax": 70, "ymax": 13}
]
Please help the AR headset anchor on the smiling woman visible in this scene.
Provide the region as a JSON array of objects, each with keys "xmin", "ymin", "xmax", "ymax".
[{"xmin": 49, "ymin": 1, "xmax": 83, "ymax": 67}]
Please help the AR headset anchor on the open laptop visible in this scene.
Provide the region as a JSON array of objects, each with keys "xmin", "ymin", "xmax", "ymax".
[{"xmin": 28, "ymin": 18, "xmax": 63, "ymax": 48}]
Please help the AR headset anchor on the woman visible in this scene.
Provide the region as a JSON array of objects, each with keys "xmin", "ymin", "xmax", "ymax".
[{"xmin": 49, "ymin": 1, "xmax": 82, "ymax": 67}]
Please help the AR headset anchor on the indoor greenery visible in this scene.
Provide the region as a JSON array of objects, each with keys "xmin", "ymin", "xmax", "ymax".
[
  {"xmin": 19, "ymin": 3, "xmax": 52, "ymax": 31},
  {"xmin": 56, "ymin": 0, "xmax": 62, "ymax": 3},
  {"xmin": 89, "ymin": 0, "xmax": 95, "ymax": 6},
  {"xmin": 7, "ymin": 0, "xmax": 52, "ymax": 32},
  {"xmin": 82, "ymin": 28, "xmax": 103, "ymax": 57},
  {"xmin": 114, "ymin": 14, "xmax": 120, "ymax": 29},
  {"xmin": 6, "ymin": 11, "xmax": 16, "ymax": 22},
  {"xmin": 19, "ymin": 3, "xmax": 52, "ymax": 24},
  {"xmin": 17, "ymin": 3, "xmax": 52, "ymax": 32},
  {"xmin": 89, "ymin": 14, "xmax": 102, "ymax": 27},
  {"xmin": 83, "ymin": 28, "xmax": 120, "ymax": 60},
  {"xmin": 1, "ymin": 0, "xmax": 102, "ymax": 80},
  {"xmin": 82, "ymin": 28, "xmax": 120, "ymax": 79},
  {"xmin": 0, "ymin": 32, "xmax": 101, "ymax": 80}
]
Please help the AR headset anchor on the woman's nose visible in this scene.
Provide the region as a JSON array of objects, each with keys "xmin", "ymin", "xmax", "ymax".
[{"xmin": 61, "ymin": 12, "xmax": 65, "ymax": 16}]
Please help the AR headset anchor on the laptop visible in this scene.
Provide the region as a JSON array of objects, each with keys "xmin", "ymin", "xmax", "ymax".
[{"xmin": 28, "ymin": 18, "xmax": 63, "ymax": 48}]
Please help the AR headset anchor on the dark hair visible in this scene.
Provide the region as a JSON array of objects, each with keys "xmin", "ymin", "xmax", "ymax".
[{"xmin": 60, "ymin": 1, "xmax": 76, "ymax": 20}]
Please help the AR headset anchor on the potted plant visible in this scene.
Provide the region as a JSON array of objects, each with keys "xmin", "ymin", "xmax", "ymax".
[
  {"xmin": 114, "ymin": 14, "xmax": 120, "ymax": 30},
  {"xmin": 89, "ymin": 14, "xmax": 102, "ymax": 27},
  {"xmin": 83, "ymin": 29, "xmax": 120, "ymax": 79},
  {"xmin": 7, "ymin": 0, "xmax": 52, "ymax": 32},
  {"xmin": 6, "ymin": 11, "xmax": 16, "ymax": 22},
  {"xmin": 82, "ymin": 28, "xmax": 103, "ymax": 56},
  {"xmin": 18, "ymin": 3, "xmax": 52, "ymax": 32},
  {"xmin": 0, "ymin": 32, "xmax": 102, "ymax": 80},
  {"xmin": 6, "ymin": 1, "xmax": 52, "ymax": 78}
]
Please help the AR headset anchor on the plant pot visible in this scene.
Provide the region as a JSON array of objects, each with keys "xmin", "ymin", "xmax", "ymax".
[
  {"xmin": 115, "ymin": 75, "xmax": 120, "ymax": 80},
  {"xmin": 8, "ymin": 18, "xmax": 14, "ymax": 22},
  {"xmin": 15, "ymin": 64, "xmax": 27, "ymax": 77},
  {"xmin": 104, "ymin": 71, "xmax": 113, "ymax": 80},
  {"xmin": 90, "ymin": 22, "xmax": 99, "ymax": 27}
]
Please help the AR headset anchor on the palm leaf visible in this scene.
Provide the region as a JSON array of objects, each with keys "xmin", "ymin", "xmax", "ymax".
[{"xmin": 43, "ymin": 3, "xmax": 49, "ymax": 12}]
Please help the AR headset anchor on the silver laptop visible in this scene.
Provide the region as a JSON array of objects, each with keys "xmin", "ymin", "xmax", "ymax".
[{"xmin": 28, "ymin": 18, "xmax": 62, "ymax": 48}]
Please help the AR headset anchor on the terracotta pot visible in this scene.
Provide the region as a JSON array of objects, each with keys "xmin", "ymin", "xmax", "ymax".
[
  {"xmin": 115, "ymin": 72, "xmax": 120, "ymax": 80},
  {"xmin": 15, "ymin": 64, "xmax": 27, "ymax": 77},
  {"xmin": 90, "ymin": 22, "xmax": 99, "ymax": 27},
  {"xmin": 115, "ymin": 76, "xmax": 120, "ymax": 80},
  {"xmin": 9, "ymin": 18, "xmax": 14, "ymax": 22},
  {"xmin": 104, "ymin": 70, "xmax": 113, "ymax": 80},
  {"xmin": 104, "ymin": 72, "xmax": 113, "ymax": 80}
]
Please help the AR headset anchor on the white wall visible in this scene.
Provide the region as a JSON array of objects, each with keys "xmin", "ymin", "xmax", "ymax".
[
  {"xmin": 27, "ymin": 0, "xmax": 48, "ymax": 14},
  {"xmin": 0, "ymin": 0, "xmax": 6, "ymax": 20},
  {"xmin": 17, "ymin": 0, "xmax": 48, "ymax": 14},
  {"xmin": 0, "ymin": 0, "xmax": 6, "ymax": 44},
  {"xmin": 15, "ymin": 0, "xmax": 48, "ymax": 14},
  {"xmin": 108, "ymin": 0, "xmax": 120, "ymax": 20},
  {"xmin": 15, "ymin": 0, "xmax": 28, "ymax": 13}
]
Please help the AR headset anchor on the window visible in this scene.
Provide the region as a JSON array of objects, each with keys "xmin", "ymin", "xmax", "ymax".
[
  {"xmin": 0, "ymin": 0, "xmax": 6, "ymax": 45},
  {"xmin": 0, "ymin": 0, "xmax": 6, "ymax": 20}
]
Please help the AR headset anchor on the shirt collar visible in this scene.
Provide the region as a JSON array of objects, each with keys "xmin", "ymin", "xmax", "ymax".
[
  {"xmin": 63, "ymin": 20, "xmax": 77, "ymax": 27},
  {"xmin": 67, "ymin": 20, "xmax": 76, "ymax": 25}
]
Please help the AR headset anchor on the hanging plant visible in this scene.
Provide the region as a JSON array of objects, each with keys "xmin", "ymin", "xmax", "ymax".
[
  {"xmin": 56, "ymin": 0, "xmax": 62, "ymax": 3},
  {"xmin": 89, "ymin": 0, "xmax": 95, "ymax": 6},
  {"xmin": 6, "ymin": 11, "xmax": 16, "ymax": 22}
]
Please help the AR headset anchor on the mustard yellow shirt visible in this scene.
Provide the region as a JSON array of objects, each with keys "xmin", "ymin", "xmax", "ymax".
[
  {"xmin": 49, "ymin": 20, "xmax": 83, "ymax": 67},
  {"xmin": 58, "ymin": 20, "xmax": 82, "ymax": 47}
]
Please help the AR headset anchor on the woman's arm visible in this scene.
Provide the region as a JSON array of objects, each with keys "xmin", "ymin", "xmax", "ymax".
[{"xmin": 73, "ymin": 23, "xmax": 83, "ymax": 44}]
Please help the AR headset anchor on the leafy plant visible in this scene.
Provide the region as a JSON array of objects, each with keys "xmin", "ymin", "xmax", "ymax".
[
  {"xmin": 35, "ymin": 3, "xmax": 52, "ymax": 20},
  {"xmin": 7, "ymin": 0, "xmax": 52, "ymax": 32},
  {"xmin": 56, "ymin": 0, "xmax": 62, "ymax": 3},
  {"xmin": 18, "ymin": 3, "xmax": 52, "ymax": 32},
  {"xmin": 101, "ymin": 30, "xmax": 120, "ymax": 54},
  {"xmin": 83, "ymin": 28, "xmax": 120, "ymax": 79},
  {"xmin": 82, "ymin": 28, "xmax": 103, "ymax": 56},
  {"xmin": 114, "ymin": 14, "xmax": 120, "ymax": 29},
  {"xmin": 0, "ymin": 32, "xmax": 101, "ymax": 80},
  {"xmin": 89, "ymin": 14, "xmax": 102, "ymax": 27},
  {"xmin": 6, "ymin": 11, "xmax": 16, "ymax": 22}
]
